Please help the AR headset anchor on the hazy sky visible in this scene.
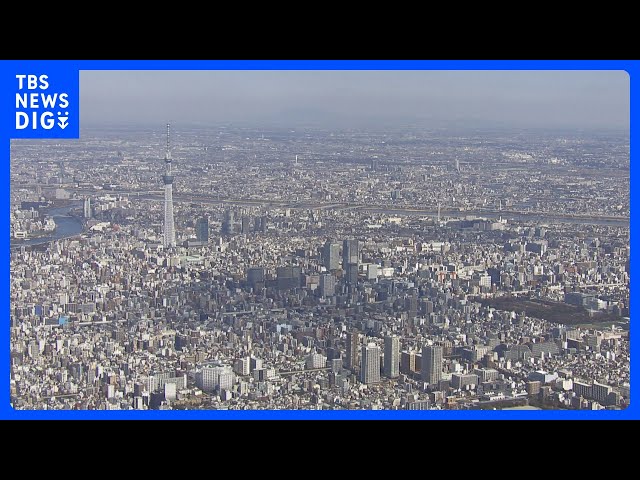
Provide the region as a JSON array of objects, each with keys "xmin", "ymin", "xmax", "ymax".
[{"xmin": 80, "ymin": 70, "xmax": 629, "ymax": 131}]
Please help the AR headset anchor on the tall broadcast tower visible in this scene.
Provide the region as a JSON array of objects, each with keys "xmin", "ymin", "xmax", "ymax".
[{"xmin": 162, "ymin": 123, "xmax": 176, "ymax": 248}]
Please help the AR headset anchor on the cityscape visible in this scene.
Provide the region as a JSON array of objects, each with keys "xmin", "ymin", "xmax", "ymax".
[{"xmin": 9, "ymin": 71, "xmax": 630, "ymax": 411}]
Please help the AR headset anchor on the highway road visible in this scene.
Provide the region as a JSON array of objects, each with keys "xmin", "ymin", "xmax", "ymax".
[{"xmin": 67, "ymin": 187, "xmax": 629, "ymax": 227}]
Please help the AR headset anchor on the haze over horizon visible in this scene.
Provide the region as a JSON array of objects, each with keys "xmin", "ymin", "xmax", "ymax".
[{"xmin": 80, "ymin": 70, "xmax": 629, "ymax": 132}]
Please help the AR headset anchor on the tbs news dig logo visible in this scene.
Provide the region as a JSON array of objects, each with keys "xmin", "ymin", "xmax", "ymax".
[{"xmin": 15, "ymin": 74, "xmax": 69, "ymax": 130}]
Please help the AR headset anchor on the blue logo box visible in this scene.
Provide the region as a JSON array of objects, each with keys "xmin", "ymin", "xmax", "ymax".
[{"xmin": 3, "ymin": 62, "xmax": 79, "ymax": 139}]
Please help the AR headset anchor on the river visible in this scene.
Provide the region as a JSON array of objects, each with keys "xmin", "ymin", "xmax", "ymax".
[{"xmin": 12, "ymin": 202, "xmax": 84, "ymax": 248}]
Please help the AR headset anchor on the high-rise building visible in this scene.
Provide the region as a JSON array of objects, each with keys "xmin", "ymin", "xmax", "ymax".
[
  {"xmin": 342, "ymin": 239, "xmax": 360, "ymax": 268},
  {"xmin": 249, "ymin": 356, "xmax": 263, "ymax": 372},
  {"xmin": 573, "ymin": 380, "xmax": 591, "ymax": 399},
  {"xmin": 319, "ymin": 273, "xmax": 336, "ymax": 297},
  {"xmin": 258, "ymin": 215, "xmax": 268, "ymax": 232},
  {"xmin": 345, "ymin": 331, "xmax": 360, "ymax": 370},
  {"xmin": 83, "ymin": 196, "xmax": 91, "ymax": 219},
  {"xmin": 222, "ymin": 209, "xmax": 235, "ymax": 235},
  {"xmin": 276, "ymin": 266, "xmax": 301, "ymax": 290},
  {"xmin": 164, "ymin": 383, "xmax": 177, "ymax": 401},
  {"xmin": 330, "ymin": 358, "xmax": 343, "ymax": 373},
  {"xmin": 241, "ymin": 216, "xmax": 251, "ymax": 234},
  {"xmin": 195, "ymin": 216, "xmax": 209, "ymax": 242},
  {"xmin": 196, "ymin": 364, "xmax": 235, "ymax": 392},
  {"xmin": 247, "ymin": 267, "xmax": 265, "ymax": 287},
  {"xmin": 406, "ymin": 292, "xmax": 418, "ymax": 320},
  {"xmin": 367, "ymin": 264, "xmax": 378, "ymax": 280},
  {"xmin": 323, "ymin": 241, "xmax": 341, "ymax": 270},
  {"xmin": 592, "ymin": 381, "xmax": 613, "ymax": 404},
  {"xmin": 451, "ymin": 373, "xmax": 479, "ymax": 390},
  {"xmin": 234, "ymin": 357, "xmax": 250, "ymax": 376},
  {"xmin": 345, "ymin": 263, "xmax": 359, "ymax": 285},
  {"xmin": 384, "ymin": 335, "xmax": 400, "ymax": 378},
  {"xmin": 306, "ymin": 353, "xmax": 327, "ymax": 369},
  {"xmin": 360, "ymin": 343, "xmax": 381, "ymax": 384},
  {"xmin": 162, "ymin": 123, "xmax": 176, "ymax": 248},
  {"xmin": 526, "ymin": 381, "xmax": 541, "ymax": 396},
  {"xmin": 401, "ymin": 350, "xmax": 417, "ymax": 374},
  {"xmin": 422, "ymin": 345, "xmax": 443, "ymax": 385}
]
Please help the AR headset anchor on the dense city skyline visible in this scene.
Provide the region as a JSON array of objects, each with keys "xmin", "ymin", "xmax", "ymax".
[{"xmin": 10, "ymin": 70, "xmax": 630, "ymax": 412}]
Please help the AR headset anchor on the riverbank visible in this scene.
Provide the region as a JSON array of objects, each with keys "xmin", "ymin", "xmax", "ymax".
[{"xmin": 10, "ymin": 201, "xmax": 85, "ymax": 248}]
